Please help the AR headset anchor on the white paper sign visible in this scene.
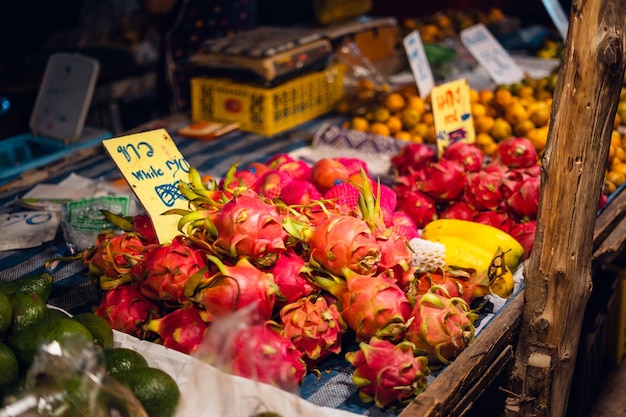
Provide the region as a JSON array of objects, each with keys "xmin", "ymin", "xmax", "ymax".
[
  {"xmin": 403, "ymin": 30, "xmax": 435, "ymax": 99},
  {"xmin": 460, "ymin": 24, "xmax": 524, "ymax": 86}
]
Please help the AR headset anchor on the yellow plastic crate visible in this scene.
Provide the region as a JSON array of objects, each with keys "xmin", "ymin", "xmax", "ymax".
[
  {"xmin": 606, "ymin": 268, "xmax": 626, "ymax": 366},
  {"xmin": 191, "ymin": 64, "xmax": 345, "ymax": 137}
]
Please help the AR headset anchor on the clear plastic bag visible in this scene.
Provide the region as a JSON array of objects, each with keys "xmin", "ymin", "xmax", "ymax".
[{"xmin": 0, "ymin": 335, "xmax": 147, "ymax": 417}]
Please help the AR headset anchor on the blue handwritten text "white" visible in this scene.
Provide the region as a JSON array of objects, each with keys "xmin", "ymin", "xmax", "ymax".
[{"xmin": 132, "ymin": 166, "xmax": 164, "ymax": 181}]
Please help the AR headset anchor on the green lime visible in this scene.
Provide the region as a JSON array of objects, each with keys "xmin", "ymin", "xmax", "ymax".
[
  {"xmin": 103, "ymin": 348, "xmax": 149, "ymax": 375},
  {"xmin": 47, "ymin": 307, "xmax": 72, "ymax": 320},
  {"xmin": 0, "ymin": 341, "xmax": 19, "ymax": 389},
  {"xmin": 0, "ymin": 292, "xmax": 12, "ymax": 337},
  {"xmin": 14, "ymin": 272, "xmax": 54, "ymax": 303},
  {"xmin": 6, "ymin": 316, "xmax": 94, "ymax": 369},
  {"xmin": 113, "ymin": 367, "xmax": 180, "ymax": 417},
  {"xmin": 72, "ymin": 313, "xmax": 114, "ymax": 349},
  {"xmin": 9, "ymin": 292, "xmax": 48, "ymax": 333}
]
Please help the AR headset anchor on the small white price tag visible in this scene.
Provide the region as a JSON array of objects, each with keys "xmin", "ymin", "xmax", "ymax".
[
  {"xmin": 460, "ymin": 24, "xmax": 525, "ymax": 86},
  {"xmin": 403, "ymin": 30, "xmax": 435, "ymax": 99},
  {"xmin": 431, "ymin": 79, "xmax": 476, "ymax": 157},
  {"xmin": 0, "ymin": 211, "xmax": 61, "ymax": 250}
]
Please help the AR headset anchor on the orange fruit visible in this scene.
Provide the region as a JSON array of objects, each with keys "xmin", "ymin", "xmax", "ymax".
[
  {"xmin": 311, "ymin": 158, "xmax": 350, "ymax": 193},
  {"xmin": 394, "ymin": 131, "xmax": 412, "ymax": 141},
  {"xmin": 406, "ymin": 95, "xmax": 426, "ymax": 114},
  {"xmin": 471, "ymin": 102, "xmax": 487, "ymax": 118},
  {"xmin": 490, "ymin": 118, "xmax": 513, "ymax": 142},
  {"xmin": 526, "ymin": 126, "xmax": 549, "ymax": 152},
  {"xmin": 494, "ymin": 88, "xmax": 514, "ymax": 109},
  {"xmin": 370, "ymin": 122, "xmax": 391, "ymax": 137},
  {"xmin": 383, "ymin": 93, "xmax": 406, "ymax": 113},
  {"xmin": 400, "ymin": 107, "xmax": 422, "ymax": 129},
  {"xmin": 386, "ymin": 116, "xmax": 403, "ymax": 135},
  {"xmin": 422, "ymin": 112, "xmax": 435, "ymax": 126},
  {"xmin": 529, "ymin": 106, "xmax": 551, "ymax": 128},
  {"xmin": 606, "ymin": 170, "xmax": 626, "ymax": 187},
  {"xmin": 514, "ymin": 119, "xmax": 536, "ymax": 137},
  {"xmin": 504, "ymin": 102, "xmax": 528, "ymax": 126},
  {"xmin": 474, "ymin": 116, "xmax": 496, "ymax": 134},
  {"xmin": 412, "ymin": 123, "xmax": 430, "ymax": 139},
  {"xmin": 478, "ymin": 90, "xmax": 494, "ymax": 106},
  {"xmin": 349, "ymin": 117, "xmax": 369, "ymax": 132},
  {"xmin": 469, "ymin": 88, "xmax": 479, "ymax": 103}
]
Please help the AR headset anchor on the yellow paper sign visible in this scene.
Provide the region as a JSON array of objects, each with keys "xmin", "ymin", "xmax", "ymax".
[
  {"xmin": 103, "ymin": 129, "xmax": 190, "ymax": 244},
  {"xmin": 431, "ymin": 79, "xmax": 476, "ymax": 156}
]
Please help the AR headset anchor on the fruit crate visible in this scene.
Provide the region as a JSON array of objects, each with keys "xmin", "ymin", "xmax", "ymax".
[{"xmin": 190, "ymin": 63, "xmax": 345, "ymax": 137}]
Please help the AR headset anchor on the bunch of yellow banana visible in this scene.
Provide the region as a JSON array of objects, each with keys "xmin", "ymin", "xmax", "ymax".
[{"xmin": 421, "ymin": 219, "xmax": 525, "ymax": 299}]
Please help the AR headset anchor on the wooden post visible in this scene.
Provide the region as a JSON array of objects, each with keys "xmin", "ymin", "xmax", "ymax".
[{"xmin": 506, "ymin": 1, "xmax": 626, "ymax": 416}]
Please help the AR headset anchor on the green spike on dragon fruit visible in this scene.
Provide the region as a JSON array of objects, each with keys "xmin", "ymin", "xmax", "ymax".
[
  {"xmin": 405, "ymin": 285, "xmax": 477, "ymax": 366},
  {"xmin": 314, "ymin": 268, "xmax": 412, "ymax": 342},
  {"xmin": 346, "ymin": 337, "xmax": 430, "ymax": 408}
]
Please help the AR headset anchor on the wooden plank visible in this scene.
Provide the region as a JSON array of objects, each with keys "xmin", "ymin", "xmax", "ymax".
[{"xmin": 399, "ymin": 291, "xmax": 524, "ymax": 417}]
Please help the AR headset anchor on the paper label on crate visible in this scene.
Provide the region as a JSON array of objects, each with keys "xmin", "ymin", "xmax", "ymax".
[
  {"xmin": 431, "ymin": 79, "xmax": 475, "ymax": 156},
  {"xmin": 403, "ymin": 30, "xmax": 435, "ymax": 99},
  {"xmin": 460, "ymin": 24, "xmax": 525, "ymax": 86},
  {"xmin": 103, "ymin": 129, "xmax": 189, "ymax": 244}
]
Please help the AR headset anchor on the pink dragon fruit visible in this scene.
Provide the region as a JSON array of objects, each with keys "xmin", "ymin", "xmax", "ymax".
[
  {"xmin": 266, "ymin": 153, "xmax": 294, "ymax": 169},
  {"xmin": 415, "ymin": 266, "xmax": 491, "ymax": 306},
  {"xmin": 277, "ymin": 159, "xmax": 312, "ymax": 181},
  {"xmin": 279, "ymin": 179, "xmax": 322, "ymax": 205},
  {"xmin": 497, "ymin": 137, "xmax": 538, "ymax": 169},
  {"xmin": 306, "ymin": 214, "xmax": 382, "ymax": 277},
  {"xmin": 144, "ymin": 303, "xmax": 210, "ymax": 355},
  {"xmin": 100, "ymin": 210, "xmax": 159, "ymax": 245},
  {"xmin": 218, "ymin": 321, "xmax": 307, "ymax": 389},
  {"xmin": 373, "ymin": 182, "xmax": 398, "ymax": 214},
  {"xmin": 397, "ymin": 190, "xmax": 438, "ymax": 229},
  {"xmin": 390, "ymin": 143, "xmax": 437, "ymax": 176},
  {"xmin": 505, "ymin": 174, "xmax": 540, "ymax": 220},
  {"xmin": 324, "ymin": 182, "xmax": 361, "ymax": 212},
  {"xmin": 140, "ymin": 235, "xmax": 208, "ymax": 307},
  {"xmin": 509, "ymin": 220, "xmax": 537, "ymax": 259},
  {"xmin": 393, "ymin": 169, "xmax": 422, "ymax": 196},
  {"xmin": 346, "ymin": 337, "xmax": 430, "ymax": 408},
  {"xmin": 418, "ymin": 160, "xmax": 467, "ymax": 202},
  {"xmin": 279, "ymin": 294, "xmax": 347, "ymax": 365},
  {"xmin": 85, "ymin": 231, "xmax": 155, "ymax": 290},
  {"xmin": 473, "ymin": 210, "xmax": 515, "ymax": 234},
  {"xmin": 254, "ymin": 169, "xmax": 293, "ymax": 199},
  {"xmin": 314, "ymin": 271, "xmax": 413, "ymax": 342},
  {"xmin": 210, "ymin": 192, "xmax": 287, "ymax": 267},
  {"xmin": 95, "ymin": 284, "xmax": 161, "ymax": 338},
  {"xmin": 184, "ymin": 255, "xmax": 278, "ymax": 322},
  {"xmin": 243, "ymin": 161, "xmax": 270, "ymax": 177},
  {"xmin": 375, "ymin": 229, "xmax": 417, "ymax": 292},
  {"xmin": 464, "ymin": 170, "xmax": 504, "ymax": 211},
  {"xmin": 385, "ymin": 211, "xmax": 420, "ymax": 240},
  {"xmin": 439, "ymin": 201, "xmax": 476, "ymax": 221},
  {"xmin": 268, "ymin": 248, "xmax": 317, "ymax": 308},
  {"xmin": 405, "ymin": 286, "xmax": 477, "ymax": 365},
  {"xmin": 442, "ymin": 141, "xmax": 484, "ymax": 172}
]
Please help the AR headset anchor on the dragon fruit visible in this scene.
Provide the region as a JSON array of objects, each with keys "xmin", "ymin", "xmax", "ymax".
[
  {"xmin": 509, "ymin": 220, "xmax": 537, "ymax": 259},
  {"xmin": 314, "ymin": 271, "xmax": 412, "ymax": 342},
  {"xmin": 101, "ymin": 210, "xmax": 158, "ymax": 245},
  {"xmin": 219, "ymin": 169, "xmax": 258, "ymax": 192},
  {"xmin": 442, "ymin": 142, "xmax": 484, "ymax": 172},
  {"xmin": 215, "ymin": 321, "xmax": 307, "ymax": 390},
  {"xmin": 279, "ymin": 179, "xmax": 322, "ymax": 206},
  {"xmin": 397, "ymin": 190, "xmax": 438, "ymax": 229},
  {"xmin": 375, "ymin": 229, "xmax": 417, "ymax": 292},
  {"xmin": 405, "ymin": 286, "xmax": 477, "ymax": 365},
  {"xmin": 305, "ymin": 214, "xmax": 382, "ymax": 277},
  {"xmin": 279, "ymin": 294, "xmax": 347, "ymax": 365},
  {"xmin": 504, "ymin": 174, "xmax": 540, "ymax": 220},
  {"xmin": 473, "ymin": 210, "xmax": 515, "ymax": 234},
  {"xmin": 144, "ymin": 303, "xmax": 210, "ymax": 354},
  {"xmin": 346, "ymin": 337, "xmax": 430, "ymax": 408},
  {"xmin": 464, "ymin": 170, "xmax": 504, "ymax": 211},
  {"xmin": 184, "ymin": 255, "xmax": 278, "ymax": 322},
  {"xmin": 95, "ymin": 284, "xmax": 161, "ymax": 338},
  {"xmin": 418, "ymin": 160, "xmax": 467, "ymax": 202},
  {"xmin": 390, "ymin": 143, "xmax": 437, "ymax": 176},
  {"xmin": 266, "ymin": 153, "xmax": 294, "ymax": 169},
  {"xmin": 335, "ymin": 157, "xmax": 369, "ymax": 176},
  {"xmin": 209, "ymin": 192, "xmax": 287, "ymax": 267},
  {"xmin": 268, "ymin": 249, "xmax": 317, "ymax": 307},
  {"xmin": 140, "ymin": 235, "xmax": 208, "ymax": 307},
  {"xmin": 415, "ymin": 266, "xmax": 491, "ymax": 305},
  {"xmin": 85, "ymin": 231, "xmax": 155, "ymax": 290},
  {"xmin": 497, "ymin": 137, "xmax": 538, "ymax": 168},
  {"xmin": 439, "ymin": 201, "xmax": 476, "ymax": 221}
]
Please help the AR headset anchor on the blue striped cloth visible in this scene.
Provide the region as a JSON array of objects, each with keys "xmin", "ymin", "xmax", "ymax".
[{"xmin": 0, "ymin": 115, "xmax": 512, "ymax": 416}]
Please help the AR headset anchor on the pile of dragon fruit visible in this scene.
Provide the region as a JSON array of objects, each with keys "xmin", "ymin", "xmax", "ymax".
[{"xmin": 85, "ymin": 142, "xmax": 539, "ymax": 411}]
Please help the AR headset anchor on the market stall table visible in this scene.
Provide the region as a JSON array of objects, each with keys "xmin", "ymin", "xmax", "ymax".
[{"xmin": 0, "ymin": 113, "xmax": 619, "ymax": 417}]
